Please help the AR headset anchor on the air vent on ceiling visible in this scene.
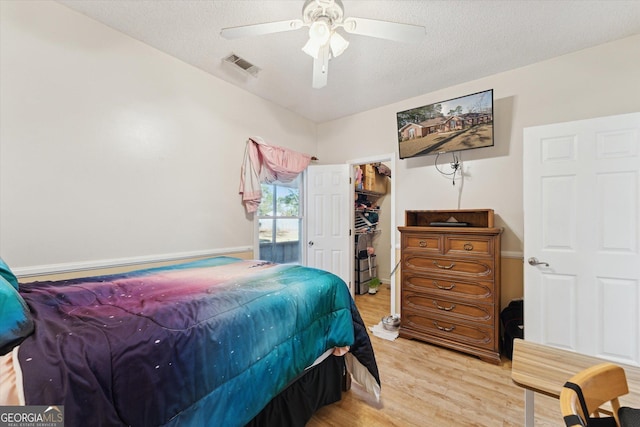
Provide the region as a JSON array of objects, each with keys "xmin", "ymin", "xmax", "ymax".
[{"xmin": 223, "ymin": 53, "xmax": 261, "ymax": 77}]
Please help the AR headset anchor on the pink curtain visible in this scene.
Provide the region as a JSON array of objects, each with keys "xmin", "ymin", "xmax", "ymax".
[{"xmin": 239, "ymin": 137, "xmax": 312, "ymax": 213}]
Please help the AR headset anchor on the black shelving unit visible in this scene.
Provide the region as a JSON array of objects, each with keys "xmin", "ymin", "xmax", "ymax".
[{"xmin": 354, "ymin": 190, "xmax": 382, "ymax": 295}]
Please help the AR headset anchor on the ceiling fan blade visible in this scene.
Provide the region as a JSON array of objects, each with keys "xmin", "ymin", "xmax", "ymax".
[
  {"xmin": 312, "ymin": 45, "xmax": 330, "ymax": 89},
  {"xmin": 342, "ymin": 17, "xmax": 425, "ymax": 43},
  {"xmin": 221, "ymin": 19, "xmax": 304, "ymax": 40}
]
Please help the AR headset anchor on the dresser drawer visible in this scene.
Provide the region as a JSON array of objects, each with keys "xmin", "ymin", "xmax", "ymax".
[
  {"xmin": 444, "ymin": 235, "xmax": 493, "ymax": 256},
  {"xmin": 403, "ymin": 253, "xmax": 494, "ymax": 278},
  {"xmin": 402, "ymin": 292, "xmax": 494, "ymax": 325},
  {"xmin": 402, "ymin": 233, "xmax": 441, "ymax": 252},
  {"xmin": 402, "ymin": 273, "xmax": 494, "ymax": 300},
  {"xmin": 401, "ymin": 309, "xmax": 495, "ymax": 350}
]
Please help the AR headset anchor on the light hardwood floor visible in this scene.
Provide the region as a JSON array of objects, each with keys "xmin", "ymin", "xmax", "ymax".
[{"xmin": 308, "ymin": 285, "xmax": 561, "ymax": 426}]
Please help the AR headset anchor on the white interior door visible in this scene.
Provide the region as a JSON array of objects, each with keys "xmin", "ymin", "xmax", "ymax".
[
  {"xmin": 523, "ymin": 112, "xmax": 640, "ymax": 366},
  {"xmin": 305, "ymin": 164, "xmax": 351, "ymax": 289}
]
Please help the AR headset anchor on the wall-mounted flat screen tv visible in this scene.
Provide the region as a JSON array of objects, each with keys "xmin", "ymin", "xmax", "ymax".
[{"xmin": 396, "ymin": 89, "xmax": 494, "ymax": 159}]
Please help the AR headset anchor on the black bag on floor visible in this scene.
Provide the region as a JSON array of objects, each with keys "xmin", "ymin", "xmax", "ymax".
[{"xmin": 500, "ymin": 299, "xmax": 523, "ymax": 360}]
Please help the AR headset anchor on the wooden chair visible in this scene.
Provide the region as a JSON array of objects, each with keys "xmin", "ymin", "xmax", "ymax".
[{"xmin": 560, "ymin": 362, "xmax": 629, "ymax": 427}]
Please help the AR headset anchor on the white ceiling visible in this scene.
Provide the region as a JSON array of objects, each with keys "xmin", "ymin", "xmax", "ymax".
[{"xmin": 57, "ymin": 0, "xmax": 640, "ymax": 123}]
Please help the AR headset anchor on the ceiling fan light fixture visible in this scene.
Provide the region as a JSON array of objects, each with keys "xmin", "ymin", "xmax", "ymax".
[
  {"xmin": 222, "ymin": 0, "xmax": 426, "ymax": 88},
  {"xmin": 309, "ymin": 19, "xmax": 331, "ymax": 43},
  {"xmin": 302, "ymin": 19, "xmax": 331, "ymax": 58},
  {"xmin": 302, "ymin": 38, "xmax": 321, "ymax": 58},
  {"xmin": 329, "ymin": 31, "xmax": 349, "ymax": 57}
]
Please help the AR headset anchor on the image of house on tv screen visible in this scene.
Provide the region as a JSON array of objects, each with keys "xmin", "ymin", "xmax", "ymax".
[{"xmin": 397, "ymin": 89, "xmax": 494, "ymax": 159}]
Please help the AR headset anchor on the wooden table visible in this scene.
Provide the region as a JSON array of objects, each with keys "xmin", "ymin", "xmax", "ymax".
[{"xmin": 511, "ymin": 338, "xmax": 640, "ymax": 426}]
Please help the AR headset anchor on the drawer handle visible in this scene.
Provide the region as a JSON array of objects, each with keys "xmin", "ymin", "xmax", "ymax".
[
  {"xmin": 463, "ymin": 243, "xmax": 474, "ymax": 251},
  {"xmin": 419, "ymin": 240, "xmax": 428, "ymax": 247},
  {"xmin": 434, "ymin": 281, "xmax": 455, "ymax": 291},
  {"xmin": 433, "ymin": 321, "xmax": 455, "ymax": 332},
  {"xmin": 433, "ymin": 301, "xmax": 456, "ymax": 311},
  {"xmin": 433, "ymin": 261, "xmax": 455, "ymax": 270}
]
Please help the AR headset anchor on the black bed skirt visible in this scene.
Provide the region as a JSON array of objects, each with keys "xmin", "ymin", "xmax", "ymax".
[{"xmin": 245, "ymin": 355, "xmax": 345, "ymax": 427}]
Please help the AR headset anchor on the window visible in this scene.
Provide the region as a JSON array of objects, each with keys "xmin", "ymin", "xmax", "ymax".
[{"xmin": 256, "ymin": 175, "xmax": 303, "ymax": 264}]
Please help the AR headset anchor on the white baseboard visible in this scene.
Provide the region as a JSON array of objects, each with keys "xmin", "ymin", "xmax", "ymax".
[
  {"xmin": 502, "ymin": 251, "xmax": 524, "ymax": 259},
  {"xmin": 13, "ymin": 246, "xmax": 253, "ymax": 277}
]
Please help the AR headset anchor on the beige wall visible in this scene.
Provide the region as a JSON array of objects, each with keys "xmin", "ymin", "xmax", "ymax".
[
  {"xmin": 500, "ymin": 257, "xmax": 523, "ymax": 309},
  {"xmin": 2, "ymin": 1, "xmax": 639, "ymax": 299},
  {"xmin": 320, "ymin": 34, "xmax": 640, "ymax": 309},
  {"xmin": 0, "ymin": 1, "xmax": 315, "ymax": 272}
]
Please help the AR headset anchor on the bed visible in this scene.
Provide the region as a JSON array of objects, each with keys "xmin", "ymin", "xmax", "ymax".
[{"xmin": 0, "ymin": 256, "xmax": 380, "ymax": 426}]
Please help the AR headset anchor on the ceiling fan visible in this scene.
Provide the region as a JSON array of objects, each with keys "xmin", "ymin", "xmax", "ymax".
[{"xmin": 220, "ymin": 0, "xmax": 426, "ymax": 89}]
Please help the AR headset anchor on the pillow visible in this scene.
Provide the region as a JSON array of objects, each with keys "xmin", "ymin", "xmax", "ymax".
[
  {"xmin": 0, "ymin": 276, "xmax": 34, "ymax": 355},
  {"xmin": 0, "ymin": 258, "xmax": 19, "ymax": 290}
]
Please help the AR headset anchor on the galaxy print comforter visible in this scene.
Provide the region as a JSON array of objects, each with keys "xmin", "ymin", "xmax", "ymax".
[{"xmin": 16, "ymin": 257, "xmax": 379, "ymax": 426}]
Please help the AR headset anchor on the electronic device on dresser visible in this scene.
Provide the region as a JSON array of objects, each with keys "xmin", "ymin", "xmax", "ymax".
[{"xmin": 398, "ymin": 209, "xmax": 502, "ymax": 364}]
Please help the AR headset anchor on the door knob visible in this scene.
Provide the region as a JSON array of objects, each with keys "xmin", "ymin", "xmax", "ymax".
[
  {"xmin": 308, "ymin": 241, "xmax": 314, "ymax": 247},
  {"xmin": 528, "ymin": 257, "xmax": 549, "ymax": 267}
]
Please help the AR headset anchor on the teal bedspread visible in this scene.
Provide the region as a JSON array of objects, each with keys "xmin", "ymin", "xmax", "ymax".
[{"xmin": 17, "ymin": 257, "xmax": 379, "ymax": 426}]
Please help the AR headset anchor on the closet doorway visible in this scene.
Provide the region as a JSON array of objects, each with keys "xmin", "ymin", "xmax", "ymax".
[{"xmin": 349, "ymin": 154, "xmax": 396, "ymax": 316}]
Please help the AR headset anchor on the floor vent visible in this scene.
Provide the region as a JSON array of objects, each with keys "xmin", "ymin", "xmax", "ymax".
[{"xmin": 223, "ymin": 53, "xmax": 261, "ymax": 77}]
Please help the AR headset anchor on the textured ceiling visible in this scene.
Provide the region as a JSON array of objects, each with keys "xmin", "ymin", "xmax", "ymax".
[{"xmin": 57, "ymin": 0, "xmax": 640, "ymax": 123}]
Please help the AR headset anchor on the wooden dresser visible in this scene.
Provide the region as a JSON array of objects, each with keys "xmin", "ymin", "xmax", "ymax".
[{"xmin": 398, "ymin": 209, "xmax": 502, "ymax": 364}]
